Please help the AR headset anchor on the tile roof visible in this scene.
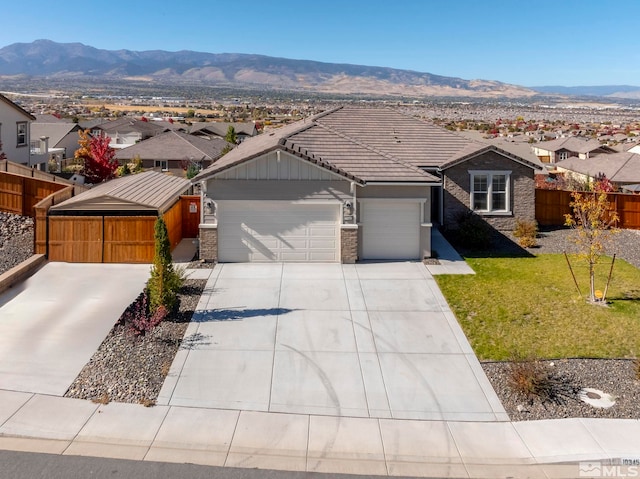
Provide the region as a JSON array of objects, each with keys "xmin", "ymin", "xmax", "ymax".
[
  {"xmin": 50, "ymin": 170, "xmax": 190, "ymax": 214},
  {"xmin": 96, "ymin": 118, "xmax": 168, "ymax": 137},
  {"xmin": 115, "ymin": 130, "xmax": 231, "ymax": 161},
  {"xmin": 194, "ymin": 106, "xmax": 536, "ymax": 184},
  {"xmin": 190, "ymin": 121, "xmax": 257, "ymax": 137},
  {"xmin": 441, "ymin": 143, "xmax": 543, "ymax": 171},
  {"xmin": 557, "ymin": 152, "xmax": 640, "ymax": 184},
  {"xmin": 535, "ymin": 136, "xmax": 604, "ymax": 154},
  {"xmin": 313, "ymin": 107, "xmax": 473, "ymax": 169},
  {"xmin": 31, "ymin": 122, "xmax": 80, "ymax": 147}
]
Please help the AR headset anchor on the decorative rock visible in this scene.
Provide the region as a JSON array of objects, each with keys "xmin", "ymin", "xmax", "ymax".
[{"xmin": 579, "ymin": 388, "xmax": 616, "ymax": 408}]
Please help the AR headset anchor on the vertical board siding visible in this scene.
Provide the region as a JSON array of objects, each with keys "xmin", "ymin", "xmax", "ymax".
[
  {"xmin": 104, "ymin": 217, "xmax": 155, "ymax": 263},
  {"xmin": 180, "ymin": 195, "xmax": 201, "ymax": 238},
  {"xmin": 48, "ymin": 217, "xmax": 104, "ymax": 262},
  {"xmin": 162, "ymin": 200, "xmax": 183, "ymax": 251},
  {"xmin": 0, "ymin": 173, "xmax": 23, "ymax": 214},
  {"xmin": 536, "ymin": 189, "xmax": 640, "ymax": 229},
  {"xmin": 0, "ymin": 171, "xmax": 68, "ymax": 216}
]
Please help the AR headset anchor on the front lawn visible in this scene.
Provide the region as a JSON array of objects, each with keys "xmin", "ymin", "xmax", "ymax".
[{"xmin": 435, "ymin": 254, "xmax": 640, "ymax": 360}]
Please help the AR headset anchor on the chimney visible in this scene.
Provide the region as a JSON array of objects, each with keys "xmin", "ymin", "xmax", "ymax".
[{"xmin": 39, "ymin": 136, "xmax": 49, "ymax": 154}]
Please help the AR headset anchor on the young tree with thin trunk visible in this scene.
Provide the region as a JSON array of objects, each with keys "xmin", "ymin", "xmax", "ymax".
[
  {"xmin": 0, "ymin": 141, "xmax": 7, "ymax": 161},
  {"xmin": 564, "ymin": 190, "xmax": 619, "ymax": 303}
]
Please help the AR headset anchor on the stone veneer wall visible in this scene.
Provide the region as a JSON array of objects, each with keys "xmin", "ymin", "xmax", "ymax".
[
  {"xmin": 199, "ymin": 226, "xmax": 218, "ymax": 262},
  {"xmin": 340, "ymin": 227, "xmax": 358, "ymax": 264},
  {"xmin": 442, "ymin": 151, "xmax": 536, "ymax": 231}
]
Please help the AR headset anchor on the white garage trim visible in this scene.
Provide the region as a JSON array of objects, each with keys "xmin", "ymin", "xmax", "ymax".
[
  {"xmin": 360, "ymin": 200, "xmax": 423, "ymax": 260},
  {"xmin": 217, "ymin": 201, "xmax": 341, "ymax": 262}
]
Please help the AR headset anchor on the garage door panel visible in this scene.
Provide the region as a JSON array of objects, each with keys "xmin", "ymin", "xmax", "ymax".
[
  {"xmin": 218, "ymin": 201, "xmax": 340, "ymax": 262},
  {"xmin": 362, "ymin": 202, "xmax": 420, "ymax": 260}
]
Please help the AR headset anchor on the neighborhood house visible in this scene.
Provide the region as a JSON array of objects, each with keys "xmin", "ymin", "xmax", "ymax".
[{"xmin": 193, "ymin": 107, "xmax": 541, "ymax": 264}]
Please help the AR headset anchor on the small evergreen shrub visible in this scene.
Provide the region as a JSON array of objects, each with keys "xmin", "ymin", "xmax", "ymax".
[
  {"xmin": 513, "ymin": 219, "xmax": 538, "ymax": 248},
  {"xmin": 147, "ymin": 217, "xmax": 184, "ymax": 313}
]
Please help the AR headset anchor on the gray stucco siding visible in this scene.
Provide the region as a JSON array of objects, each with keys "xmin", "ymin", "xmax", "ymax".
[
  {"xmin": 206, "ymin": 179, "xmax": 352, "ymax": 201},
  {"xmin": 442, "ymin": 151, "xmax": 535, "ymax": 231},
  {"xmin": 357, "ymin": 184, "xmax": 431, "ymax": 199}
]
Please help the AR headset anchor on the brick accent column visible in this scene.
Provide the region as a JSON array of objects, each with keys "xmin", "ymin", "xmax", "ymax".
[
  {"xmin": 340, "ymin": 226, "xmax": 358, "ymax": 264},
  {"xmin": 199, "ymin": 225, "xmax": 218, "ymax": 262}
]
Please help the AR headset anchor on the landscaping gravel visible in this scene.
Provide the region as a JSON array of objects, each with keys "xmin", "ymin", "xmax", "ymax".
[
  {"xmin": 0, "ymin": 212, "xmax": 34, "ymax": 275},
  {"xmin": 483, "ymin": 359, "xmax": 640, "ymax": 421},
  {"xmin": 525, "ymin": 226, "xmax": 640, "ymax": 269},
  {"xmin": 65, "ymin": 279, "xmax": 206, "ymax": 405}
]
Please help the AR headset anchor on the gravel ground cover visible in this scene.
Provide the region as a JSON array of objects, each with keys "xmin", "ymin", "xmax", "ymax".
[
  {"xmin": 0, "ymin": 212, "xmax": 34, "ymax": 276},
  {"xmin": 479, "ymin": 226, "xmax": 640, "ymax": 420},
  {"xmin": 483, "ymin": 359, "xmax": 640, "ymax": 421},
  {"xmin": 65, "ymin": 279, "xmax": 206, "ymax": 405}
]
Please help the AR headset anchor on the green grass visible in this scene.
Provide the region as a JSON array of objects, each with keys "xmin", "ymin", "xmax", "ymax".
[{"xmin": 435, "ymin": 254, "xmax": 640, "ymax": 360}]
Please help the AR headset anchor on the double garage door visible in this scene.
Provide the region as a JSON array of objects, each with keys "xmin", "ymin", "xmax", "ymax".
[
  {"xmin": 218, "ymin": 201, "xmax": 340, "ymax": 262},
  {"xmin": 216, "ymin": 200, "xmax": 422, "ymax": 263}
]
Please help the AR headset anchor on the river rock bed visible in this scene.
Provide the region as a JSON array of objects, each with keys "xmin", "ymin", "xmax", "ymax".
[
  {"xmin": 0, "ymin": 212, "xmax": 34, "ymax": 275},
  {"xmin": 483, "ymin": 359, "xmax": 640, "ymax": 421}
]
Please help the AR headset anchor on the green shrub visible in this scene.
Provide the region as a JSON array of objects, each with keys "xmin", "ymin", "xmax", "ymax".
[
  {"xmin": 147, "ymin": 217, "xmax": 184, "ymax": 313},
  {"xmin": 513, "ymin": 219, "xmax": 538, "ymax": 248}
]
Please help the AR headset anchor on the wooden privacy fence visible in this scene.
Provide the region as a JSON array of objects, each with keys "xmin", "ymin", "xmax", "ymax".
[
  {"xmin": 536, "ymin": 189, "xmax": 640, "ymax": 229},
  {"xmin": 34, "ymin": 185, "xmax": 79, "ymax": 255},
  {"xmin": 0, "ymin": 171, "xmax": 69, "ymax": 217}
]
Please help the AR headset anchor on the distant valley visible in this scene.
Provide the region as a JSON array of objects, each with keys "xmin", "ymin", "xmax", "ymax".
[
  {"xmin": 1, "ymin": 40, "xmax": 639, "ymax": 101},
  {"xmin": 0, "ymin": 40, "xmax": 535, "ymax": 99}
]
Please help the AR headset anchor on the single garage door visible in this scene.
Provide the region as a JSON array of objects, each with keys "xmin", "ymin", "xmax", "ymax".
[
  {"xmin": 218, "ymin": 201, "xmax": 340, "ymax": 262},
  {"xmin": 361, "ymin": 201, "xmax": 421, "ymax": 260}
]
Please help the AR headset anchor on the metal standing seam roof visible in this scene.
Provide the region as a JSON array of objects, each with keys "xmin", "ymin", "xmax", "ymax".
[{"xmin": 50, "ymin": 170, "xmax": 191, "ymax": 214}]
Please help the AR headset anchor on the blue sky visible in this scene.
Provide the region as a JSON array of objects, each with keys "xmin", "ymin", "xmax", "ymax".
[{"xmin": 1, "ymin": 0, "xmax": 637, "ymax": 87}]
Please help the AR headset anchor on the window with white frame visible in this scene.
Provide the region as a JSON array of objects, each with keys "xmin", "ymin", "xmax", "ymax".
[
  {"xmin": 558, "ymin": 151, "xmax": 569, "ymax": 161},
  {"xmin": 470, "ymin": 171, "xmax": 511, "ymax": 213},
  {"xmin": 16, "ymin": 122, "xmax": 27, "ymax": 146}
]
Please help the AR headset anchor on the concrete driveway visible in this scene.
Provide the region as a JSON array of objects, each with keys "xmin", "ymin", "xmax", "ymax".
[
  {"xmin": 0, "ymin": 262, "xmax": 149, "ymax": 396},
  {"xmin": 159, "ymin": 262, "xmax": 507, "ymax": 421}
]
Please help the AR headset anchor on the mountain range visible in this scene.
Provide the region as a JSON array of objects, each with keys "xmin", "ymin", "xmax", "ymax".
[
  {"xmin": 0, "ymin": 40, "xmax": 535, "ymax": 98},
  {"xmin": 1, "ymin": 40, "xmax": 638, "ymax": 99}
]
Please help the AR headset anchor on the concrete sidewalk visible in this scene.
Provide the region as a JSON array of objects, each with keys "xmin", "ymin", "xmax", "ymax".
[{"xmin": 1, "ymin": 392, "xmax": 639, "ymax": 478}]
